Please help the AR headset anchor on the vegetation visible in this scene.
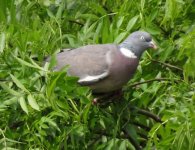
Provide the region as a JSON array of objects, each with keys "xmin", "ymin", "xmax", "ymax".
[{"xmin": 0, "ymin": 0, "xmax": 195, "ymax": 149}]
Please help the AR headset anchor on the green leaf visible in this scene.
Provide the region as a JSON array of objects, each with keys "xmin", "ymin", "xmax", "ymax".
[
  {"xmin": 56, "ymin": 1, "xmax": 65, "ymax": 19},
  {"xmin": 119, "ymin": 140, "xmax": 127, "ymax": 150},
  {"xmin": 100, "ymin": 118, "xmax": 106, "ymax": 129},
  {"xmin": 47, "ymin": 9, "xmax": 55, "ymax": 19},
  {"xmin": 105, "ymin": 139, "xmax": 116, "ymax": 150},
  {"xmin": 126, "ymin": 15, "xmax": 139, "ymax": 32},
  {"xmin": 114, "ymin": 32, "xmax": 127, "ymax": 43},
  {"xmin": 41, "ymin": 117, "xmax": 61, "ymax": 132},
  {"xmin": 19, "ymin": 97, "xmax": 28, "ymax": 114},
  {"xmin": 47, "ymin": 71, "xmax": 66, "ymax": 98},
  {"xmin": 10, "ymin": 74, "xmax": 29, "ymax": 93},
  {"xmin": 90, "ymin": 3, "xmax": 107, "ymax": 15},
  {"xmin": 0, "ymin": 82, "xmax": 20, "ymax": 96},
  {"xmin": 14, "ymin": 56, "xmax": 47, "ymax": 71},
  {"xmin": 76, "ymin": 13, "xmax": 99, "ymax": 20},
  {"xmin": 117, "ymin": 16, "xmax": 125, "ymax": 28},
  {"xmin": 3, "ymin": 97, "xmax": 18, "ymax": 106},
  {"xmin": 27, "ymin": 94, "xmax": 40, "ymax": 111},
  {"xmin": 141, "ymin": 0, "xmax": 145, "ymax": 11},
  {"xmin": 0, "ymin": 32, "xmax": 5, "ymax": 53}
]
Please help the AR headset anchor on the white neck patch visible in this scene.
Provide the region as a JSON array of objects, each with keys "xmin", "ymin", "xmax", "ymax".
[{"xmin": 120, "ymin": 47, "xmax": 137, "ymax": 58}]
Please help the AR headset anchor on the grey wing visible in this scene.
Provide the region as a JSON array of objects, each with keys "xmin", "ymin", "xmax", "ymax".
[{"xmin": 54, "ymin": 44, "xmax": 115, "ymax": 85}]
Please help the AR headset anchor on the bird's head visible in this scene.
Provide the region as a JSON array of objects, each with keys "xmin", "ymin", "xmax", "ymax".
[{"xmin": 120, "ymin": 31, "xmax": 157, "ymax": 58}]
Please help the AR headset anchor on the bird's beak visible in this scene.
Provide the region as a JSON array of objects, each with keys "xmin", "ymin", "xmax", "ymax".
[{"xmin": 149, "ymin": 39, "xmax": 157, "ymax": 49}]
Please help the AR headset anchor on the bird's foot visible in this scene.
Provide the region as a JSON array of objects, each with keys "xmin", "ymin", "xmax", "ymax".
[{"xmin": 92, "ymin": 90, "xmax": 123, "ymax": 106}]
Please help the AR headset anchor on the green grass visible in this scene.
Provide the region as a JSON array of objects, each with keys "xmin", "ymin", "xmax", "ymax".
[{"xmin": 0, "ymin": 0, "xmax": 195, "ymax": 149}]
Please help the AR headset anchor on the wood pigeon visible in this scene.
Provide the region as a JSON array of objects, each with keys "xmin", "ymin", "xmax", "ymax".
[{"xmin": 49, "ymin": 31, "xmax": 157, "ymax": 93}]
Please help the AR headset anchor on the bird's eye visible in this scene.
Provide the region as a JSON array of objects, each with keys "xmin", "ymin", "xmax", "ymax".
[{"xmin": 140, "ymin": 36, "xmax": 145, "ymax": 41}]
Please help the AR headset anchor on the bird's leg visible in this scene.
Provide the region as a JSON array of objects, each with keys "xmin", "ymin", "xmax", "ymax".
[
  {"xmin": 92, "ymin": 90, "xmax": 123, "ymax": 105},
  {"xmin": 92, "ymin": 92, "xmax": 114, "ymax": 105}
]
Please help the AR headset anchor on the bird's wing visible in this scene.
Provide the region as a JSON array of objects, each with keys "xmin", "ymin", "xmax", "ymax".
[{"xmin": 54, "ymin": 44, "xmax": 117, "ymax": 85}]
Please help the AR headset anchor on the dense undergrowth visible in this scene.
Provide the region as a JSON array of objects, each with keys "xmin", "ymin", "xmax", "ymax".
[{"xmin": 0, "ymin": 0, "xmax": 195, "ymax": 149}]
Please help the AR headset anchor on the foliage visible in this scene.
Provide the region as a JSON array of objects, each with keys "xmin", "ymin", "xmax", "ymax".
[{"xmin": 0, "ymin": 0, "xmax": 195, "ymax": 149}]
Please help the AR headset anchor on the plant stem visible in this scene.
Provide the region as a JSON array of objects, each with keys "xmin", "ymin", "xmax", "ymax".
[
  {"xmin": 134, "ymin": 107, "xmax": 162, "ymax": 123},
  {"xmin": 151, "ymin": 59, "xmax": 183, "ymax": 71},
  {"xmin": 122, "ymin": 129, "xmax": 142, "ymax": 150},
  {"xmin": 129, "ymin": 78, "xmax": 181, "ymax": 87},
  {"xmin": 131, "ymin": 121, "xmax": 151, "ymax": 131}
]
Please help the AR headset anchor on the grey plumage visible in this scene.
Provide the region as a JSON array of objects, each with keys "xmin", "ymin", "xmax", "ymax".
[{"xmin": 47, "ymin": 31, "xmax": 157, "ymax": 93}]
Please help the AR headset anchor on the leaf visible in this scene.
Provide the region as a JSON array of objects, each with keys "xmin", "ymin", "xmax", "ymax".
[
  {"xmin": 0, "ymin": 82, "xmax": 20, "ymax": 96},
  {"xmin": 117, "ymin": 16, "xmax": 125, "ymax": 28},
  {"xmin": 29, "ymin": 57, "xmax": 47, "ymax": 71},
  {"xmin": 68, "ymin": 98, "xmax": 79, "ymax": 114},
  {"xmin": 100, "ymin": 118, "xmax": 106, "ymax": 129},
  {"xmin": 14, "ymin": 56, "xmax": 47, "ymax": 71},
  {"xmin": 148, "ymin": 123, "xmax": 162, "ymax": 138},
  {"xmin": 145, "ymin": 26, "xmax": 161, "ymax": 35},
  {"xmin": 93, "ymin": 20, "xmax": 103, "ymax": 42},
  {"xmin": 47, "ymin": 9, "xmax": 55, "ymax": 19},
  {"xmin": 0, "ymin": 32, "xmax": 5, "ymax": 53},
  {"xmin": 47, "ymin": 71, "xmax": 66, "ymax": 98},
  {"xmin": 10, "ymin": 74, "xmax": 29, "ymax": 93},
  {"xmin": 105, "ymin": 139, "xmax": 116, "ymax": 150},
  {"xmin": 101, "ymin": 18, "xmax": 109, "ymax": 43},
  {"xmin": 119, "ymin": 140, "xmax": 127, "ymax": 150},
  {"xmin": 81, "ymin": 103, "xmax": 91, "ymax": 123},
  {"xmin": 76, "ymin": 13, "xmax": 99, "ymax": 20},
  {"xmin": 27, "ymin": 94, "xmax": 40, "ymax": 111},
  {"xmin": 90, "ymin": 3, "xmax": 107, "ymax": 15},
  {"xmin": 177, "ymin": 131, "xmax": 185, "ymax": 150},
  {"xmin": 41, "ymin": 117, "xmax": 61, "ymax": 132},
  {"xmin": 56, "ymin": 1, "xmax": 65, "ymax": 19},
  {"xmin": 19, "ymin": 97, "xmax": 28, "ymax": 114},
  {"xmin": 126, "ymin": 15, "xmax": 139, "ymax": 32},
  {"xmin": 141, "ymin": 0, "xmax": 145, "ymax": 11},
  {"xmin": 114, "ymin": 32, "xmax": 127, "ymax": 43},
  {"xmin": 15, "ymin": 56, "xmax": 35, "ymax": 68},
  {"xmin": 3, "ymin": 97, "xmax": 18, "ymax": 106}
]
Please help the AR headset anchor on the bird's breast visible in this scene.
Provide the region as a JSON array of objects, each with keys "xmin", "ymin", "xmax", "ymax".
[
  {"xmin": 109, "ymin": 51, "xmax": 139, "ymax": 86},
  {"xmin": 90, "ymin": 50, "xmax": 139, "ymax": 93}
]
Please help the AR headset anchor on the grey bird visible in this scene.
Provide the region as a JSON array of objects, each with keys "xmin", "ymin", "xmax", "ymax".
[{"xmin": 50, "ymin": 31, "xmax": 157, "ymax": 93}]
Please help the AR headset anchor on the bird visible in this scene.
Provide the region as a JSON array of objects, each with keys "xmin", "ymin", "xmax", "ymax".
[{"xmin": 48, "ymin": 31, "xmax": 157, "ymax": 94}]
